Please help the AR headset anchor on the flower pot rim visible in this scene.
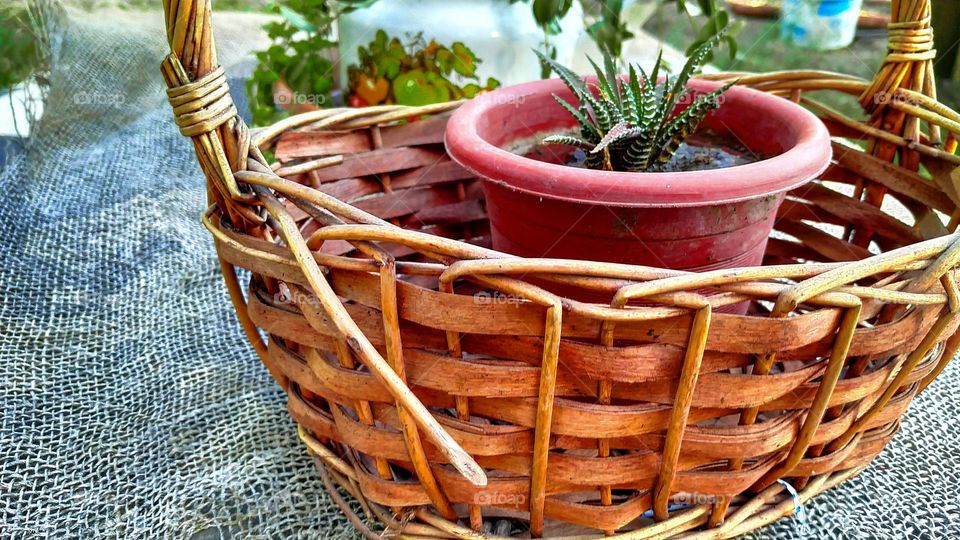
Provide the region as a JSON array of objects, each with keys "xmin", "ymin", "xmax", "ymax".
[{"xmin": 444, "ymin": 77, "xmax": 832, "ymax": 208}]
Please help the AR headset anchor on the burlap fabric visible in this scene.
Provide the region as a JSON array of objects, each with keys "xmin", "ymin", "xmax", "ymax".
[{"xmin": 1, "ymin": 6, "xmax": 957, "ymax": 539}]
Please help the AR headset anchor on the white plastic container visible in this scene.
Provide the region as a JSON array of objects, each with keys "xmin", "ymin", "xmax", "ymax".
[
  {"xmin": 781, "ymin": 0, "xmax": 865, "ymax": 50},
  {"xmin": 337, "ymin": 0, "xmax": 583, "ymax": 87}
]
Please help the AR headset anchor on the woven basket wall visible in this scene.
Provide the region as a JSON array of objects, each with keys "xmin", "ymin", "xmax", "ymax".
[{"xmin": 161, "ymin": 0, "xmax": 960, "ymax": 537}]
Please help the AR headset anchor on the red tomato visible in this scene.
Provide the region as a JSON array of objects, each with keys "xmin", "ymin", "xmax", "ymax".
[{"xmin": 348, "ymin": 94, "xmax": 368, "ymax": 108}]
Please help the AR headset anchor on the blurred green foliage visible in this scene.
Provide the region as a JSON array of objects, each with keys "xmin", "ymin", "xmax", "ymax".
[
  {"xmin": 671, "ymin": 0, "xmax": 740, "ymax": 62},
  {"xmin": 0, "ymin": 5, "xmax": 39, "ymax": 91},
  {"xmin": 246, "ymin": 1, "xmax": 367, "ymax": 125}
]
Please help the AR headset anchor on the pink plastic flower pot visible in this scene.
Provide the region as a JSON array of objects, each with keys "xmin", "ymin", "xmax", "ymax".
[{"xmin": 444, "ymin": 77, "xmax": 831, "ymax": 287}]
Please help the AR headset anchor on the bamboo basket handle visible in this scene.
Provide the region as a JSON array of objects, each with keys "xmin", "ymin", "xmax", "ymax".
[
  {"xmin": 158, "ymin": 0, "xmax": 487, "ymax": 487},
  {"xmin": 774, "ymin": 0, "xmax": 960, "ymax": 313}
]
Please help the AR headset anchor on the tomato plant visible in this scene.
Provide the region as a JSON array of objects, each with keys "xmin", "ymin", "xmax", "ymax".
[{"xmin": 346, "ymin": 31, "xmax": 500, "ymax": 107}]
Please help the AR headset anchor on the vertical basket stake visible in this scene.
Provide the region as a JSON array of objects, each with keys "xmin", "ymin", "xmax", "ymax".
[
  {"xmin": 292, "ymin": 286, "xmax": 396, "ymax": 484},
  {"xmin": 606, "ymin": 283, "xmax": 715, "ymax": 524},
  {"xmin": 529, "ymin": 303, "xmax": 563, "ymax": 537},
  {"xmin": 752, "ymin": 297, "xmax": 861, "ymax": 490},
  {"xmin": 378, "ymin": 257, "xmax": 459, "ymax": 519},
  {"xmin": 596, "ymin": 313, "xmax": 618, "ymax": 536},
  {"xmin": 438, "ymin": 280, "xmax": 484, "ymax": 531},
  {"xmin": 653, "ymin": 301, "xmax": 711, "ymax": 521}
]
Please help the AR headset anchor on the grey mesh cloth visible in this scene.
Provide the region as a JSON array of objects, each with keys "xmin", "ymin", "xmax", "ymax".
[{"xmin": 1, "ymin": 7, "xmax": 958, "ymax": 540}]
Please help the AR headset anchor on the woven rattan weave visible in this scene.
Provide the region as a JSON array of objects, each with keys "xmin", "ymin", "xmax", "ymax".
[{"xmin": 161, "ymin": 0, "xmax": 960, "ymax": 537}]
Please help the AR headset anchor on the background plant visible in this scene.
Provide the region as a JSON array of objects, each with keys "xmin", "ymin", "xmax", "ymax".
[
  {"xmin": 0, "ymin": 0, "xmax": 57, "ymax": 141},
  {"xmin": 671, "ymin": 0, "xmax": 740, "ymax": 61},
  {"xmin": 245, "ymin": 0, "xmax": 741, "ymax": 125},
  {"xmin": 347, "ymin": 31, "xmax": 500, "ymax": 107},
  {"xmin": 0, "ymin": 9, "xmax": 38, "ymax": 92},
  {"xmin": 539, "ymin": 30, "xmax": 733, "ymax": 172},
  {"xmin": 584, "ymin": 0, "xmax": 634, "ymax": 62},
  {"xmin": 513, "ymin": 0, "xmax": 578, "ymax": 78},
  {"xmin": 581, "ymin": 0, "xmax": 737, "ymax": 67},
  {"xmin": 246, "ymin": 0, "xmax": 371, "ymax": 126}
]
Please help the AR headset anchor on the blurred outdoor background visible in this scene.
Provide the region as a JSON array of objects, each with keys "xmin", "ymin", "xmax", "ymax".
[{"xmin": 3, "ymin": 0, "xmax": 959, "ymax": 164}]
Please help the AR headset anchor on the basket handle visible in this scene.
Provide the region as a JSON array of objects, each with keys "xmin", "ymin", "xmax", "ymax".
[
  {"xmin": 159, "ymin": 0, "xmax": 487, "ymax": 487},
  {"xmin": 860, "ymin": 0, "xmax": 937, "ymax": 119}
]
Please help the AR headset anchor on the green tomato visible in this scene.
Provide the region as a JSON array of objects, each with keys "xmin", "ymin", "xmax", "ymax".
[{"xmin": 392, "ymin": 70, "xmax": 451, "ymax": 106}]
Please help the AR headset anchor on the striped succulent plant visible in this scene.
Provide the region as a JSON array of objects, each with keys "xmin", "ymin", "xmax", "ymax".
[{"xmin": 538, "ymin": 31, "xmax": 734, "ymax": 172}]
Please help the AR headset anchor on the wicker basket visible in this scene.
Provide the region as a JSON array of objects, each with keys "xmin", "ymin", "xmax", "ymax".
[{"xmin": 161, "ymin": 0, "xmax": 960, "ymax": 537}]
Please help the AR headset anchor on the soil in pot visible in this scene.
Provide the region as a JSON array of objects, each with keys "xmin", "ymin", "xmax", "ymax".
[{"xmin": 515, "ymin": 130, "xmax": 761, "ymax": 173}]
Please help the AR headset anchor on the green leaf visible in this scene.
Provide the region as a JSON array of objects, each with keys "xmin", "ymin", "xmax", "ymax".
[
  {"xmin": 647, "ymin": 25, "xmax": 727, "ymax": 160},
  {"xmin": 667, "ymin": 26, "xmax": 726, "ymax": 111},
  {"xmin": 544, "ymin": 18, "xmax": 563, "ymax": 36},
  {"xmin": 622, "ymin": 133, "xmax": 655, "ymax": 172},
  {"xmin": 649, "ymin": 49, "xmax": 663, "ymax": 89},
  {"xmin": 451, "ymin": 42, "xmax": 479, "ymax": 78},
  {"xmin": 535, "ymin": 49, "xmax": 586, "ymax": 96},
  {"xmin": 371, "ymin": 29, "xmax": 388, "ymax": 53},
  {"xmin": 461, "ymin": 83, "xmax": 482, "ymax": 99},
  {"xmin": 603, "ymin": 52, "xmax": 621, "ymax": 102},
  {"xmin": 435, "ymin": 48, "xmax": 454, "ymax": 75},
  {"xmin": 623, "ymin": 64, "xmax": 642, "ymax": 125},
  {"xmin": 375, "ymin": 54, "xmax": 401, "ymax": 80},
  {"xmin": 536, "ymin": 43, "xmax": 558, "ymax": 79},
  {"xmin": 532, "ymin": 0, "xmax": 573, "ymax": 27},
  {"xmin": 543, "ymin": 134, "xmax": 593, "ymax": 148},
  {"xmin": 263, "ymin": 20, "xmax": 295, "ymax": 40},
  {"xmin": 586, "ymin": 56, "xmax": 617, "ymax": 106},
  {"xmin": 654, "ymin": 81, "xmax": 734, "ymax": 164},
  {"xmin": 392, "ymin": 69, "xmax": 451, "ymax": 106},
  {"xmin": 586, "ymin": 0, "xmax": 631, "ymax": 58},
  {"xmin": 637, "ymin": 63, "xmax": 658, "ymax": 128},
  {"xmin": 714, "ymin": 9, "xmax": 729, "ymax": 30},
  {"xmin": 724, "ymin": 35, "xmax": 738, "ymax": 61}
]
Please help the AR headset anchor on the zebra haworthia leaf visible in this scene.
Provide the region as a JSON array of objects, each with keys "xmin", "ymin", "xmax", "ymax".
[{"xmin": 536, "ymin": 25, "xmax": 731, "ymax": 173}]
